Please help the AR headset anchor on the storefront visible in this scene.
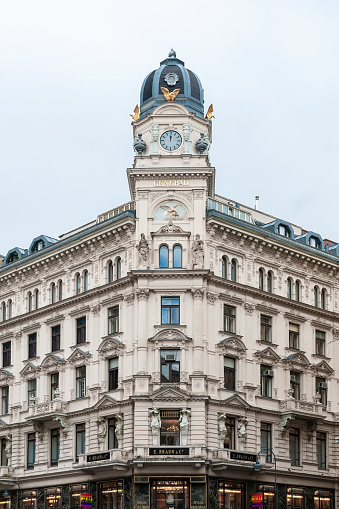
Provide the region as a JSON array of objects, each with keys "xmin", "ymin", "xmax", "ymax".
[
  {"xmin": 22, "ymin": 490, "xmax": 37, "ymax": 508},
  {"xmin": 97, "ymin": 480, "xmax": 124, "ymax": 509},
  {"xmin": 217, "ymin": 481, "xmax": 245, "ymax": 509},
  {"xmin": 134, "ymin": 476, "xmax": 206, "ymax": 509},
  {"xmin": 314, "ymin": 490, "xmax": 333, "ymax": 509}
]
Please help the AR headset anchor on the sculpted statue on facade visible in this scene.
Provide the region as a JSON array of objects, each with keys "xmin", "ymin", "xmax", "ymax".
[
  {"xmin": 218, "ymin": 413, "xmax": 227, "ymax": 449},
  {"xmin": 115, "ymin": 413, "xmax": 123, "ymax": 449},
  {"xmin": 5, "ymin": 435, "xmax": 12, "ymax": 466},
  {"xmin": 149, "ymin": 408, "xmax": 161, "ymax": 446},
  {"xmin": 192, "ymin": 234, "xmax": 204, "ymax": 269},
  {"xmin": 97, "ymin": 417, "xmax": 107, "ymax": 451},
  {"xmin": 179, "ymin": 408, "xmax": 191, "ymax": 446},
  {"xmin": 237, "ymin": 417, "xmax": 248, "ymax": 451},
  {"xmin": 136, "ymin": 233, "xmax": 150, "ymax": 268}
]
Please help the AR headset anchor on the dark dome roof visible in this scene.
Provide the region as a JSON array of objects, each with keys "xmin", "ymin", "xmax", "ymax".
[{"xmin": 140, "ymin": 51, "xmax": 204, "ymax": 119}]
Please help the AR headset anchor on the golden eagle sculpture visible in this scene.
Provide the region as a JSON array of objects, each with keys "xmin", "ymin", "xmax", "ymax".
[
  {"xmin": 130, "ymin": 105, "xmax": 140, "ymax": 121},
  {"xmin": 205, "ymin": 104, "xmax": 215, "ymax": 120},
  {"xmin": 160, "ymin": 87, "xmax": 180, "ymax": 102}
]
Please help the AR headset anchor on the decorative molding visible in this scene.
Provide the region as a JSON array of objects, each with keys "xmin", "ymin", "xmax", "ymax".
[
  {"xmin": 136, "ymin": 289, "xmax": 150, "ymax": 300},
  {"xmin": 67, "ymin": 348, "xmax": 92, "ymax": 366}
]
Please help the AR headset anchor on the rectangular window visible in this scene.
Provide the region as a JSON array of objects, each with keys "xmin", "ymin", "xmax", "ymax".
[
  {"xmin": 260, "ymin": 315, "xmax": 272, "ymax": 343},
  {"xmin": 27, "ymin": 433, "xmax": 36, "ymax": 469},
  {"xmin": 1, "ymin": 438, "xmax": 7, "ymax": 466},
  {"xmin": 2, "ymin": 342, "xmax": 11, "ymax": 368},
  {"xmin": 316, "ymin": 330, "xmax": 326, "ymax": 356},
  {"xmin": 69, "ymin": 484, "xmax": 88, "ymax": 509},
  {"xmin": 316, "ymin": 432, "xmax": 326, "ymax": 470},
  {"xmin": 260, "ymin": 365, "xmax": 273, "ymax": 398},
  {"xmin": 289, "ymin": 427, "xmax": 300, "ymax": 466},
  {"xmin": 224, "ymin": 357, "xmax": 236, "ymax": 390},
  {"xmin": 76, "ymin": 317, "xmax": 86, "ymax": 344},
  {"xmin": 108, "ymin": 358, "xmax": 119, "ymax": 391},
  {"xmin": 76, "ymin": 366, "xmax": 86, "ymax": 399},
  {"xmin": 76, "ymin": 423, "xmax": 85, "ymax": 461},
  {"xmin": 161, "ymin": 297, "xmax": 180, "ymax": 325},
  {"xmin": 1, "ymin": 386, "xmax": 8, "ymax": 416},
  {"xmin": 290, "ymin": 371, "xmax": 300, "ymax": 400},
  {"xmin": 44, "ymin": 487, "xmax": 62, "ymax": 509},
  {"xmin": 160, "ymin": 350, "xmax": 180, "ymax": 383},
  {"xmin": 51, "ymin": 373, "xmax": 59, "ymax": 400},
  {"xmin": 223, "ymin": 417, "xmax": 235, "ymax": 449},
  {"xmin": 260, "ymin": 423, "xmax": 272, "ymax": 462},
  {"xmin": 108, "ymin": 417, "xmax": 117, "ymax": 449},
  {"xmin": 28, "ymin": 379, "xmax": 37, "ymax": 405},
  {"xmin": 224, "ymin": 305, "xmax": 236, "ymax": 333},
  {"xmin": 28, "ymin": 333, "xmax": 37, "ymax": 359},
  {"xmin": 108, "ymin": 306, "xmax": 119, "ymax": 334},
  {"xmin": 160, "ymin": 410, "xmax": 180, "ymax": 446},
  {"xmin": 22, "ymin": 490, "xmax": 37, "ymax": 508},
  {"xmin": 51, "ymin": 325, "xmax": 60, "ymax": 352},
  {"xmin": 289, "ymin": 323, "xmax": 300, "ymax": 349},
  {"xmin": 51, "ymin": 428, "xmax": 60, "ymax": 466},
  {"xmin": 316, "ymin": 377, "xmax": 327, "ymax": 407}
]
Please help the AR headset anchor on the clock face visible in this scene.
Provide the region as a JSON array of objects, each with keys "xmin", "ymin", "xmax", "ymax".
[{"xmin": 160, "ymin": 130, "xmax": 182, "ymax": 151}]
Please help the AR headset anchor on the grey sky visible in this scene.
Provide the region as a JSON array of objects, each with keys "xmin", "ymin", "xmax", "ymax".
[{"xmin": 1, "ymin": 0, "xmax": 339, "ymax": 255}]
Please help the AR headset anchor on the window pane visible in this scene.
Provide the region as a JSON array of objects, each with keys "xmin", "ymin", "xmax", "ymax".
[
  {"xmin": 173, "ymin": 246, "xmax": 182, "ymax": 268},
  {"xmin": 159, "ymin": 246, "xmax": 169, "ymax": 268}
]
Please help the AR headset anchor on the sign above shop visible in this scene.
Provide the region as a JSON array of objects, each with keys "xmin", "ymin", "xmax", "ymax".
[
  {"xmin": 149, "ymin": 447, "xmax": 189, "ymax": 456},
  {"xmin": 80, "ymin": 493, "xmax": 93, "ymax": 508},
  {"xmin": 251, "ymin": 493, "xmax": 263, "ymax": 508},
  {"xmin": 230, "ymin": 451, "xmax": 257, "ymax": 462},
  {"xmin": 87, "ymin": 452, "xmax": 110, "ymax": 462}
]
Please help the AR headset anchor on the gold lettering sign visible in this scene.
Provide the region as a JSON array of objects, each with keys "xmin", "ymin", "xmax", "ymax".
[{"xmin": 153, "ymin": 180, "xmax": 190, "ymax": 187}]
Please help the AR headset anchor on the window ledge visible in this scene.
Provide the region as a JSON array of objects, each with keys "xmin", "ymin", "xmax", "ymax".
[
  {"xmin": 311, "ymin": 354, "xmax": 331, "ymax": 361},
  {"xmin": 218, "ymin": 331, "xmax": 243, "ymax": 339},
  {"xmin": 71, "ymin": 342, "xmax": 91, "ymax": 349},
  {"xmin": 154, "ymin": 324, "xmax": 186, "ymax": 329},
  {"xmin": 51, "ymin": 349, "xmax": 65, "ymax": 354},
  {"xmin": 256, "ymin": 340, "xmax": 279, "ymax": 347},
  {"xmin": 284, "ymin": 347, "xmax": 306, "ymax": 354},
  {"xmin": 101, "ymin": 332, "xmax": 124, "ymax": 341},
  {"xmin": 22, "ymin": 357, "xmax": 40, "ymax": 363}
]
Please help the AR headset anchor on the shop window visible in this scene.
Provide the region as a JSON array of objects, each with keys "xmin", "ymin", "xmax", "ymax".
[
  {"xmin": 108, "ymin": 306, "xmax": 119, "ymax": 334},
  {"xmin": 160, "ymin": 409, "xmax": 180, "ymax": 446},
  {"xmin": 161, "ymin": 297, "xmax": 180, "ymax": 324},
  {"xmin": 260, "ymin": 365, "xmax": 273, "ymax": 398},
  {"xmin": 1, "ymin": 438, "xmax": 7, "ymax": 466},
  {"xmin": 223, "ymin": 417, "xmax": 235, "ymax": 449},
  {"xmin": 289, "ymin": 323, "xmax": 299, "ymax": 349},
  {"xmin": 289, "ymin": 428, "xmax": 300, "ymax": 466},
  {"xmin": 260, "ymin": 423, "xmax": 272, "ymax": 462},
  {"xmin": 173, "ymin": 245, "xmax": 182, "ymax": 268},
  {"xmin": 259, "ymin": 268, "xmax": 264, "ymax": 290},
  {"xmin": 108, "ymin": 417, "xmax": 118, "ymax": 449},
  {"xmin": 28, "ymin": 379, "xmax": 37, "ymax": 405},
  {"xmin": 0, "ymin": 493, "xmax": 10, "ymax": 509},
  {"xmin": 1, "ymin": 386, "xmax": 8, "ymax": 416},
  {"xmin": 108, "ymin": 358, "xmax": 119, "ymax": 390},
  {"xmin": 257, "ymin": 485, "xmax": 275, "ymax": 509},
  {"xmin": 69, "ymin": 484, "xmax": 88, "ymax": 509},
  {"xmin": 224, "ymin": 357, "xmax": 235, "ymax": 390},
  {"xmin": 260, "ymin": 315, "xmax": 272, "ymax": 343},
  {"xmin": 159, "ymin": 245, "xmax": 169, "ymax": 268},
  {"xmin": 151, "ymin": 480, "xmax": 188, "ymax": 509},
  {"xmin": 116, "ymin": 258, "xmax": 122, "ymax": 279},
  {"xmin": 76, "ymin": 317, "xmax": 86, "ymax": 344},
  {"xmin": 51, "ymin": 428, "xmax": 60, "ymax": 466},
  {"xmin": 76, "ymin": 366, "xmax": 86, "ymax": 399},
  {"xmin": 108, "ymin": 261, "xmax": 113, "ymax": 283},
  {"xmin": 222, "ymin": 257, "xmax": 227, "ymax": 279},
  {"xmin": 316, "ymin": 432, "xmax": 326, "ymax": 469},
  {"xmin": 314, "ymin": 490, "xmax": 333, "ymax": 509},
  {"xmin": 44, "ymin": 487, "xmax": 61, "ymax": 509},
  {"xmin": 231, "ymin": 259, "xmax": 237, "ymax": 282},
  {"xmin": 52, "ymin": 325, "xmax": 61, "ymax": 352},
  {"xmin": 51, "ymin": 372, "xmax": 59, "ymax": 400},
  {"xmin": 290, "ymin": 371, "xmax": 300, "ymax": 400},
  {"xmin": 27, "ymin": 433, "xmax": 36, "ymax": 469},
  {"xmin": 223, "ymin": 305, "xmax": 236, "ymax": 333},
  {"xmin": 316, "ymin": 377, "xmax": 327, "ymax": 407},
  {"xmin": 160, "ymin": 349, "xmax": 180, "ymax": 383},
  {"xmin": 22, "ymin": 490, "xmax": 37, "ymax": 509},
  {"xmin": 98, "ymin": 480, "xmax": 123, "ymax": 509},
  {"xmin": 75, "ymin": 423, "xmax": 85, "ymax": 461},
  {"xmin": 218, "ymin": 481, "xmax": 244, "ymax": 509},
  {"xmin": 316, "ymin": 330, "xmax": 325, "ymax": 356},
  {"xmin": 287, "ymin": 487, "xmax": 305, "ymax": 509},
  {"xmin": 3, "ymin": 341, "xmax": 11, "ymax": 368},
  {"xmin": 28, "ymin": 332, "xmax": 37, "ymax": 359}
]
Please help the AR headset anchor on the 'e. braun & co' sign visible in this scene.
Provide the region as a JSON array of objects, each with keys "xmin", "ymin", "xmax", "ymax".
[
  {"xmin": 230, "ymin": 451, "xmax": 256, "ymax": 462},
  {"xmin": 149, "ymin": 447, "xmax": 189, "ymax": 456},
  {"xmin": 87, "ymin": 452, "xmax": 110, "ymax": 462}
]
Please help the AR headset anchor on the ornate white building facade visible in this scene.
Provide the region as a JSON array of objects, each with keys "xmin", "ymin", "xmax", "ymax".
[{"xmin": 0, "ymin": 51, "xmax": 338, "ymax": 509}]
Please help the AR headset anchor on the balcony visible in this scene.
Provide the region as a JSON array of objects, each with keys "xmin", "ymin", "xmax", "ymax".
[
  {"xmin": 279, "ymin": 398, "xmax": 325, "ymax": 421},
  {"xmin": 210, "ymin": 448, "xmax": 258, "ymax": 471},
  {"xmin": 27, "ymin": 399, "xmax": 69, "ymax": 421},
  {"xmin": 75, "ymin": 449, "xmax": 130, "ymax": 471},
  {"xmin": 132, "ymin": 446, "xmax": 207, "ymax": 468}
]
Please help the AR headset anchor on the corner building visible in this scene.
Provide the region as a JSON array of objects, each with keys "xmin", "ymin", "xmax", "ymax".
[{"xmin": 0, "ymin": 51, "xmax": 338, "ymax": 509}]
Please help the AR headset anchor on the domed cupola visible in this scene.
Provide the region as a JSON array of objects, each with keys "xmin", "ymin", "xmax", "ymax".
[{"xmin": 140, "ymin": 49, "xmax": 204, "ymax": 119}]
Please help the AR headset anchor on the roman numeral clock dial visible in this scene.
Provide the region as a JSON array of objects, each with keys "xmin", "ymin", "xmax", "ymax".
[{"xmin": 160, "ymin": 130, "xmax": 182, "ymax": 151}]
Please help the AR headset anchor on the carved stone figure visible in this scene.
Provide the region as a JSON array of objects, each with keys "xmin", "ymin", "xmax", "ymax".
[
  {"xmin": 115, "ymin": 413, "xmax": 123, "ymax": 449},
  {"xmin": 218, "ymin": 413, "xmax": 227, "ymax": 449},
  {"xmin": 179, "ymin": 408, "xmax": 191, "ymax": 446},
  {"xmin": 149, "ymin": 408, "xmax": 161, "ymax": 446},
  {"xmin": 136, "ymin": 233, "xmax": 150, "ymax": 268},
  {"xmin": 237, "ymin": 417, "xmax": 248, "ymax": 451},
  {"xmin": 5, "ymin": 435, "xmax": 12, "ymax": 466},
  {"xmin": 97, "ymin": 417, "xmax": 107, "ymax": 451},
  {"xmin": 192, "ymin": 234, "xmax": 204, "ymax": 269}
]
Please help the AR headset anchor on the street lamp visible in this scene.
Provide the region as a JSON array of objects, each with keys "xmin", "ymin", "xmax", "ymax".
[
  {"xmin": 3, "ymin": 480, "xmax": 20, "ymax": 509},
  {"xmin": 253, "ymin": 448, "xmax": 277, "ymax": 509}
]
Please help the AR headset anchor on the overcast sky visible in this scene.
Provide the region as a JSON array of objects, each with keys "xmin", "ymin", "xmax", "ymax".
[{"xmin": 1, "ymin": 0, "xmax": 339, "ymax": 255}]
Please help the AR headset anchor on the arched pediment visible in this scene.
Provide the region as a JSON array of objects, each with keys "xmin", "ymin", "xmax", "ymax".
[
  {"xmin": 149, "ymin": 329, "xmax": 192, "ymax": 343},
  {"xmin": 0, "ymin": 369, "xmax": 14, "ymax": 386},
  {"xmin": 98, "ymin": 337, "xmax": 125, "ymax": 359},
  {"xmin": 41, "ymin": 354, "xmax": 66, "ymax": 371},
  {"xmin": 254, "ymin": 347, "xmax": 280, "ymax": 363},
  {"xmin": 283, "ymin": 353, "xmax": 310, "ymax": 368},
  {"xmin": 218, "ymin": 337, "xmax": 247, "ymax": 355},
  {"xmin": 67, "ymin": 348, "xmax": 91, "ymax": 366},
  {"xmin": 312, "ymin": 360, "xmax": 334, "ymax": 375},
  {"xmin": 20, "ymin": 362, "xmax": 40, "ymax": 379}
]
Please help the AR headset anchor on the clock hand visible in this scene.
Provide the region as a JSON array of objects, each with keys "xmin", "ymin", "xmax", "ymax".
[{"xmin": 170, "ymin": 135, "xmax": 172, "ymax": 142}]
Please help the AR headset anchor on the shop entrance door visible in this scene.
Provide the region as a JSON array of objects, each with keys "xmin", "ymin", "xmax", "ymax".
[{"xmin": 151, "ymin": 480, "xmax": 189, "ymax": 509}]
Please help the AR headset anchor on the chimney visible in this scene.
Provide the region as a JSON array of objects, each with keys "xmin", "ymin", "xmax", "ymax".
[{"xmin": 255, "ymin": 196, "xmax": 259, "ymax": 210}]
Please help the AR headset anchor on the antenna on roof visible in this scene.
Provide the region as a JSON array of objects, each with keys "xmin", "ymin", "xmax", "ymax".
[{"xmin": 255, "ymin": 196, "xmax": 259, "ymax": 210}]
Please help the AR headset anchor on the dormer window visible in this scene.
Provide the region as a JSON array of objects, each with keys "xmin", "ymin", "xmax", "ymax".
[
  {"xmin": 278, "ymin": 224, "xmax": 290, "ymax": 237},
  {"xmin": 7, "ymin": 252, "xmax": 19, "ymax": 264},
  {"xmin": 309, "ymin": 236, "xmax": 320, "ymax": 248},
  {"xmin": 32, "ymin": 240, "xmax": 45, "ymax": 252}
]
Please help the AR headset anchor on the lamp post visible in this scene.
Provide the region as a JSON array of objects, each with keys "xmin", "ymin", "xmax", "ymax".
[
  {"xmin": 3, "ymin": 480, "xmax": 21, "ymax": 509},
  {"xmin": 253, "ymin": 448, "xmax": 277, "ymax": 509}
]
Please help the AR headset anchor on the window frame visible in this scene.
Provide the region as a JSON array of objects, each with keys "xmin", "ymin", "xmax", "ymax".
[
  {"xmin": 76, "ymin": 366, "xmax": 86, "ymax": 399},
  {"xmin": 289, "ymin": 323, "xmax": 300, "ymax": 350},
  {"xmin": 161, "ymin": 297, "xmax": 180, "ymax": 325},
  {"xmin": 28, "ymin": 332, "xmax": 37, "ymax": 359},
  {"xmin": 2, "ymin": 342, "xmax": 11, "ymax": 368},
  {"xmin": 173, "ymin": 245, "xmax": 182, "ymax": 268},
  {"xmin": 51, "ymin": 325, "xmax": 61, "ymax": 352},
  {"xmin": 51, "ymin": 372, "xmax": 59, "ymax": 400},
  {"xmin": 260, "ymin": 315, "xmax": 272, "ymax": 343},
  {"xmin": 51, "ymin": 428, "xmax": 60, "ymax": 466},
  {"xmin": 223, "ymin": 305, "xmax": 236, "ymax": 333},
  {"xmin": 289, "ymin": 427, "xmax": 300, "ymax": 466},
  {"xmin": 159, "ymin": 245, "xmax": 169, "ymax": 268},
  {"xmin": 316, "ymin": 432, "xmax": 326, "ymax": 470},
  {"xmin": 28, "ymin": 378, "xmax": 37, "ymax": 405},
  {"xmin": 290, "ymin": 371, "xmax": 300, "ymax": 400},
  {"xmin": 260, "ymin": 422, "xmax": 272, "ymax": 462},
  {"xmin": 315, "ymin": 330, "xmax": 326, "ymax": 357},
  {"xmin": 76, "ymin": 317, "xmax": 86, "ymax": 345},
  {"xmin": 108, "ymin": 357, "xmax": 119, "ymax": 391},
  {"xmin": 160, "ymin": 409, "xmax": 180, "ymax": 446},
  {"xmin": 108, "ymin": 306, "xmax": 119, "ymax": 335},
  {"xmin": 1, "ymin": 386, "xmax": 8, "ymax": 416},
  {"xmin": 224, "ymin": 356, "xmax": 236, "ymax": 390},
  {"xmin": 160, "ymin": 349, "xmax": 180, "ymax": 383},
  {"xmin": 260, "ymin": 365, "xmax": 273, "ymax": 398},
  {"xmin": 27, "ymin": 432, "xmax": 36, "ymax": 469},
  {"xmin": 75, "ymin": 423, "xmax": 86, "ymax": 461}
]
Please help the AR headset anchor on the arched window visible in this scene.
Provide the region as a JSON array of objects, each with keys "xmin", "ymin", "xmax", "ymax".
[
  {"xmin": 295, "ymin": 281, "xmax": 300, "ymax": 302},
  {"xmin": 314, "ymin": 287, "xmax": 318, "ymax": 307},
  {"xmin": 231, "ymin": 259, "xmax": 237, "ymax": 282},
  {"xmin": 8, "ymin": 300, "xmax": 12, "ymax": 319},
  {"xmin": 35, "ymin": 290, "xmax": 39, "ymax": 310},
  {"xmin": 84, "ymin": 271, "xmax": 88, "ymax": 292},
  {"xmin": 2, "ymin": 303, "xmax": 6, "ymax": 322},
  {"xmin": 28, "ymin": 292, "xmax": 33, "ymax": 312},
  {"xmin": 116, "ymin": 258, "xmax": 122, "ymax": 280},
  {"xmin": 58, "ymin": 281, "xmax": 63, "ymax": 301},
  {"xmin": 159, "ymin": 245, "xmax": 169, "ymax": 268},
  {"xmin": 287, "ymin": 278, "xmax": 292, "ymax": 299},
  {"xmin": 51, "ymin": 283, "xmax": 56, "ymax": 304},
  {"xmin": 267, "ymin": 272, "xmax": 273, "ymax": 293},
  {"xmin": 222, "ymin": 257, "xmax": 227, "ymax": 279},
  {"xmin": 76, "ymin": 274, "xmax": 81, "ymax": 295},
  {"xmin": 259, "ymin": 268, "xmax": 263, "ymax": 290},
  {"xmin": 173, "ymin": 245, "xmax": 182, "ymax": 268},
  {"xmin": 108, "ymin": 261, "xmax": 113, "ymax": 283},
  {"xmin": 321, "ymin": 289, "xmax": 326, "ymax": 310}
]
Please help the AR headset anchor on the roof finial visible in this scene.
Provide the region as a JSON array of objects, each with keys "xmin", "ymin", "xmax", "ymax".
[{"xmin": 168, "ymin": 48, "xmax": 176, "ymax": 58}]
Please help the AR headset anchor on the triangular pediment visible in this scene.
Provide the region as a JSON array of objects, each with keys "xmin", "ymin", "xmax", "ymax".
[
  {"xmin": 20, "ymin": 362, "xmax": 40, "ymax": 377},
  {"xmin": 151, "ymin": 386, "xmax": 188, "ymax": 401},
  {"xmin": 284, "ymin": 353, "xmax": 310, "ymax": 368},
  {"xmin": 41, "ymin": 354, "xmax": 65, "ymax": 369},
  {"xmin": 223, "ymin": 394, "xmax": 251, "ymax": 409},
  {"xmin": 149, "ymin": 329, "xmax": 191, "ymax": 343},
  {"xmin": 254, "ymin": 347, "xmax": 280, "ymax": 362},
  {"xmin": 67, "ymin": 348, "xmax": 91, "ymax": 365},
  {"xmin": 92, "ymin": 394, "xmax": 118, "ymax": 410},
  {"xmin": 312, "ymin": 360, "xmax": 334, "ymax": 375}
]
